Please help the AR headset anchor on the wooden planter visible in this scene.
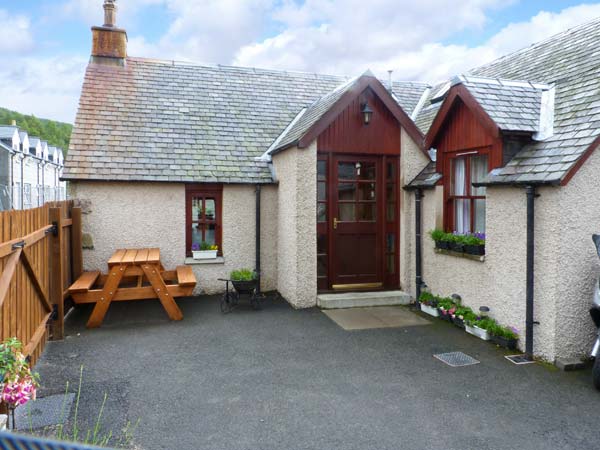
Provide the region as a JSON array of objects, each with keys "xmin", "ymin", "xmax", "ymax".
[
  {"xmin": 419, "ymin": 303, "xmax": 439, "ymax": 317},
  {"xmin": 465, "ymin": 324, "xmax": 491, "ymax": 341}
]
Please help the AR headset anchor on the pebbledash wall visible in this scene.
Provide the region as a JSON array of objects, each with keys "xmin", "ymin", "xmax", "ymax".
[
  {"xmin": 68, "ymin": 181, "xmax": 279, "ymax": 295},
  {"xmin": 401, "ymin": 146, "xmax": 600, "ymax": 362},
  {"xmin": 271, "ymin": 142, "xmax": 318, "ymax": 308}
]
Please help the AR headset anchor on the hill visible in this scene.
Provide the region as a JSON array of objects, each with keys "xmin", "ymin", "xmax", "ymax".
[{"xmin": 0, "ymin": 107, "xmax": 72, "ymax": 153}]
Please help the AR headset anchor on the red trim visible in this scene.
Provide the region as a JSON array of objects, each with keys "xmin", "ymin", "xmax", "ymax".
[
  {"xmin": 185, "ymin": 184, "xmax": 223, "ymax": 257},
  {"xmin": 560, "ymin": 134, "xmax": 600, "ymax": 186},
  {"xmin": 298, "ymin": 74, "xmax": 427, "ymax": 157},
  {"xmin": 425, "ymin": 84, "xmax": 500, "ymax": 151}
]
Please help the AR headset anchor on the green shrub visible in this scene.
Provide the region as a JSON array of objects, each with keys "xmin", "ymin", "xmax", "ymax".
[
  {"xmin": 466, "ymin": 317, "xmax": 496, "ymax": 330},
  {"xmin": 230, "ymin": 268, "xmax": 256, "ymax": 281},
  {"xmin": 489, "ymin": 323, "xmax": 519, "ymax": 340},
  {"xmin": 429, "ymin": 229, "xmax": 446, "ymax": 241}
]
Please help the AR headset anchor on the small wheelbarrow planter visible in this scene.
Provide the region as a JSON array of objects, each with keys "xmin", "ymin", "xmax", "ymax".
[{"xmin": 219, "ymin": 278, "xmax": 261, "ymax": 313}]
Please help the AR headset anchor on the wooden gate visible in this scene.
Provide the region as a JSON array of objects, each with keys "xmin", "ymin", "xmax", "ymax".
[{"xmin": 0, "ymin": 201, "xmax": 82, "ymax": 366}]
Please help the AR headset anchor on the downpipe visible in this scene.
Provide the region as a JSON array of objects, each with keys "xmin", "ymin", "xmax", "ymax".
[
  {"xmin": 255, "ymin": 184, "xmax": 261, "ymax": 295},
  {"xmin": 415, "ymin": 189, "xmax": 424, "ymax": 300},
  {"xmin": 525, "ymin": 185, "xmax": 539, "ymax": 359}
]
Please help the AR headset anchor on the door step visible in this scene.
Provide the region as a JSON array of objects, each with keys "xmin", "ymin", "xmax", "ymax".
[{"xmin": 317, "ymin": 290, "xmax": 412, "ymax": 309}]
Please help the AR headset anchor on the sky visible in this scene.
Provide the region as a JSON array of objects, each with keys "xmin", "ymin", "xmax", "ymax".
[{"xmin": 1, "ymin": 0, "xmax": 599, "ymax": 123}]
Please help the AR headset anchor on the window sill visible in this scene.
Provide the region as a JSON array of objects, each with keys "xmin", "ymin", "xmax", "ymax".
[
  {"xmin": 434, "ymin": 248, "xmax": 485, "ymax": 262},
  {"xmin": 185, "ymin": 256, "xmax": 225, "ymax": 265}
]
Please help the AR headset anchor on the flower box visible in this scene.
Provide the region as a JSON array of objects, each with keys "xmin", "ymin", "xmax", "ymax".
[
  {"xmin": 464, "ymin": 244, "xmax": 485, "ymax": 256},
  {"xmin": 419, "ymin": 303, "xmax": 439, "ymax": 317},
  {"xmin": 449, "ymin": 242, "xmax": 464, "ymax": 253},
  {"xmin": 192, "ymin": 250, "xmax": 218, "ymax": 260},
  {"xmin": 491, "ymin": 335, "xmax": 518, "ymax": 349},
  {"xmin": 438, "ymin": 309, "xmax": 453, "ymax": 322},
  {"xmin": 465, "ymin": 324, "xmax": 491, "ymax": 341},
  {"xmin": 435, "ymin": 240, "xmax": 450, "ymax": 250}
]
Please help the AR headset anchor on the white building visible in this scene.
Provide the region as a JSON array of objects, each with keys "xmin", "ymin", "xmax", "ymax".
[{"xmin": 0, "ymin": 122, "xmax": 66, "ymax": 210}]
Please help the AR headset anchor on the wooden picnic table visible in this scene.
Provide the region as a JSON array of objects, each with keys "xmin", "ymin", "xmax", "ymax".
[{"xmin": 68, "ymin": 248, "xmax": 197, "ymax": 328}]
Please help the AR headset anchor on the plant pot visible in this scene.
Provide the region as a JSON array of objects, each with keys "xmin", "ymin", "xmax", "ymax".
[
  {"xmin": 464, "ymin": 244, "xmax": 485, "ymax": 256},
  {"xmin": 449, "ymin": 242, "xmax": 464, "ymax": 253},
  {"xmin": 465, "ymin": 324, "xmax": 491, "ymax": 341},
  {"xmin": 491, "ymin": 335, "xmax": 518, "ymax": 349},
  {"xmin": 437, "ymin": 309, "xmax": 452, "ymax": 322},
  {"xmin": 419, "ymin": 303, "xmax": 439, "ymax": 317},
  {"xmin": 452, "ymin": 317, "xmax": 465, "ymax": 329},
  {"xmin": 192, "ymin": 250, "xmax": 218, "ymax": 260},
  {"xmin": 436, "ymin": 241, "xmax": 450, "ymax": 250},
  {"xmin": 232, "ymin": 279, "xmax": 257, "ymax": 295}
]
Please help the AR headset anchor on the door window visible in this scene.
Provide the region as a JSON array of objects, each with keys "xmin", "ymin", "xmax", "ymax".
[{"xmin": 337, "ymin": 161, "xmax": 377, "ymax": 223}]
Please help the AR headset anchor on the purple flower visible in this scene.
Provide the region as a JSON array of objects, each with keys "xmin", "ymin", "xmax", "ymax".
[{"xmin": 191, "ymin": 243, "xmax": 200, "ymax": 251}]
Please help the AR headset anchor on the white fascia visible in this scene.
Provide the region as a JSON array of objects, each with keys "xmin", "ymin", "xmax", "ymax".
[
  {"xmin": 257, "ymin": 107, "xmax": 307, "ymax": 162},
  {"xmin": 534, "ymin": 85, "xmax": 555, "ymax": 141}
]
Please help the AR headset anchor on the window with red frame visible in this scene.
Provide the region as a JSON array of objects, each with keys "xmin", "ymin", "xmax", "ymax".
[
  {"xmin": 446, "ymin": 153, "xmax": 488, "ymax": 234},
  {"xmin": 185, "ymin": 185, "xmax": 223, "ymax": 256}
]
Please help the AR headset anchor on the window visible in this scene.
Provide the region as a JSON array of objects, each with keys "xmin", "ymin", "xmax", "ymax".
[
  {"xmin": 446, "ymin": 153, "xmax": 488, "ymax": 234},
  {"xmin": 185, "ymin": 185, "xmax": 222, "ymax": 256}
]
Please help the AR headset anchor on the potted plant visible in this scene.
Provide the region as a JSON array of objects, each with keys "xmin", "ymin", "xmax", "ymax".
[
  {"xmin": 449, "ymin": 232, "xmax": 465, "ymax": 253},
  {"xmin": 465, "ymin": 317, "xmax": 496, "ymax": 341},
  {"xmin": 489, "ymin": 324, "xmax": 519, "ymax": 349},
  {"xmin": 436, "ymin": 297, "xmax": 457, "ymax": 322},
  {"xmin": 191, "ymin": 241, "xmax": 219, "ymax": 260},
  {"xmin": 418, "ymin": 292, "xmax": 439, "ymax": 317},
  {"xmin": 463, "ymin": 233, "xmax": 486, "ymax": 256},
  {"xmin": 451, "ymin": 306, "xmax": 475, "ymax": 329},
  {"xmin": 230, "ymin": 268, "xmax": 257, "ymax": 294},
  {"xmin": 0, "ymin": 338, "xmax": 38, "ymax": 412}
]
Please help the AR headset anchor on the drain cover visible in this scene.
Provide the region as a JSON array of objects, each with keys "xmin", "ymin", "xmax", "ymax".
[
  {"xmin": 505, "ymin": 354, "xmax": 535, "ymax": 365},
  {"xmin": 434, "ymin": 351, "xmax": 480, "ymax": 367},
  {"xmin": 15, "ymin": 393, "xmax": 75, "ymax": 430}
]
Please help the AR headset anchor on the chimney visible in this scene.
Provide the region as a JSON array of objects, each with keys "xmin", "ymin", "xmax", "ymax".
[{"xmin": 91, "ymin": 0, "xmax": 127, "ymax": 66}]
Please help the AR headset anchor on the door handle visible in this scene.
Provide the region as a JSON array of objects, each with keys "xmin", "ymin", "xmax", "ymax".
[{"xmin": 333, "ymin": 217, "xmax": 338, "ymax": 230}]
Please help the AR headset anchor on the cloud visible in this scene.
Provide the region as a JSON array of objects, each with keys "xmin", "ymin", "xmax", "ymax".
[
  {"xmin": 0, "ymin": 9, "xmax": 35, "ymax": 54},
  {"xmin": 234, "ymin": 2, "xmax": 600, "ymax": 83},
  {"xmin": 0, "ymin": 55, "xmax": 87, "ymax": 123}
]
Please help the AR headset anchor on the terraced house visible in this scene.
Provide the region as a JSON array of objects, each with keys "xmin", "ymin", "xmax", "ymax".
[{"xmin": 65, "ymin": 0, "xmax": 600, "ymax": 362}]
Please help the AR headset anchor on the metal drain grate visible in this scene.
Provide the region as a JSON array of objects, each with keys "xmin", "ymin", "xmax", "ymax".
[
  {"xmin": 434, "ymin": 351, "xmax": 480, "ymax": 367},
  {"xmin": 505, "ymin": 354, "xmax": 535, "ymax": 365},
  {"xmin": 15, "ymin": 393, "xmax": 75, "ymax": 430}
]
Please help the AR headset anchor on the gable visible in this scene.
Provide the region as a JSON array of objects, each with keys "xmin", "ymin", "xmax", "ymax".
[{"xmin": 318, "ymin": 87, "xmax": 400, "ymax": 155}]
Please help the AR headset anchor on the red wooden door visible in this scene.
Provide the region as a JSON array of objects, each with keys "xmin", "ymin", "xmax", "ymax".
[{"xmin": 330, "ymin": 156, "xmax": 383, "ymax": 288}]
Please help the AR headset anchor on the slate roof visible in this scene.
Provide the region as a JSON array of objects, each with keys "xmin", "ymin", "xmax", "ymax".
[
  {"xmin": 404, "ymin": 161, "xmax": 440, "ymax": 189},
  {"xmin": 65, "ymin": 58, "xmax": 428, "ymax": 183},
  {"xmin": 456, "ymin": 75, "xmax": 550, "ymax": 133},
  {"xmin": 0, "ymin": 126, "xmax": 18, "ymax": 140},
  {"xmin": 411, "ymin": 17, "xmax": 600, "ymax": 186}
]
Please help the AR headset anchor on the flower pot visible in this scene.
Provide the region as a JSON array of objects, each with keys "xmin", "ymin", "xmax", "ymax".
[
  {"xmin": 419, "ymin": 303, "xmax": 439, "ymax": 317},
  {"xmin": 192, "ymin": 250, "xmax": 218, "ymax": 260},
  {"xmin": 452, "ymin": 317, "xmax": 465, "ymax": 329},
  {"xmin": 464, "ymin": 244, "xmax": 485, "ymax": 256},
  {"xmin": 232, "ymin": 279, "xmax": 257, "ymax": 295},
  {"xmin": 449, "ymin": 242, "xmax": 464, "ymax": 253},
  {"xmin": 437, "ymin": 241, "xmax": 450, "ymax": 250},
  {"xmin": 437, "ymin": 309, "xmax": 452, "ymax": 322},
  {"xmin": 491, "ymin": 335, "xmax": 518, "ymax": 349},
  {"xmin": 465, "ymin": 324, "xmax": 491, "ymax": 341}
]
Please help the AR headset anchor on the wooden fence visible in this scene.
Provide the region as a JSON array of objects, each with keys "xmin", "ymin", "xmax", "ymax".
[{"xmin": 0, "ymin": 201, "xmax": 82, "ymax": 366}]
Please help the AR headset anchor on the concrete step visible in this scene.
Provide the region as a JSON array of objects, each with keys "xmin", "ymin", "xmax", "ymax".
[{"xmin": 317, "ymin": 290, "xmax": 412, "ymax": 309}]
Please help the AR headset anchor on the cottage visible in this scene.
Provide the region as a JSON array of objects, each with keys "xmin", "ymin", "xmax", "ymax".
[{"xmin": 65, "ymin": 0, "xmax": 600, "ymax": 363}]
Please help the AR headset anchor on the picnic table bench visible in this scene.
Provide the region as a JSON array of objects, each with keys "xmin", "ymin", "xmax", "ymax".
[{"xmin": 67, "ymin": 248, "xmax": 197, "ymax": 328}]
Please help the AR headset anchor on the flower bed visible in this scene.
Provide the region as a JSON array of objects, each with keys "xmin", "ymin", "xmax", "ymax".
[{"xmin": 417, "ymin": 292, "xmax": 520, "ymax": 349}]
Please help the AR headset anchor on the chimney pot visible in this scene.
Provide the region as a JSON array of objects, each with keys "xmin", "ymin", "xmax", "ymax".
[{"xmin": 103, "ymin": 0, "xmax": 117, "ymax": 27}]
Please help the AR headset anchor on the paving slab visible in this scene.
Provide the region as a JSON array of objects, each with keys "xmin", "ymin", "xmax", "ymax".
[{"xmin": 323, "ymin": 306, "xmax": 431, "ymax": 330}]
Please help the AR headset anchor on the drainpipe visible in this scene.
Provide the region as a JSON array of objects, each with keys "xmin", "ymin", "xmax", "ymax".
[
  {"xmin": 10, "ymin": 153, "xmax": 14, "ymax": 208},
  {"xmin": 415, "ymin": 188, "xmax": 424, "ymax": 300},
  {"xmin": 20, "ymin": 155, "xmax": 24, "ymax": 209},
  {"xmin": 255, "ymin": 184, "xmax": 262, "ymax": 295},
  {"xmin": 525, "ymin": 185, "xmax": 538, "ymax": 359}
]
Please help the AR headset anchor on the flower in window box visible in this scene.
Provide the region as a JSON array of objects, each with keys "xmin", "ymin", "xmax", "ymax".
[{"xmin": 192, "ymin": 242, "xmax": 218, "ymax": 260}]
